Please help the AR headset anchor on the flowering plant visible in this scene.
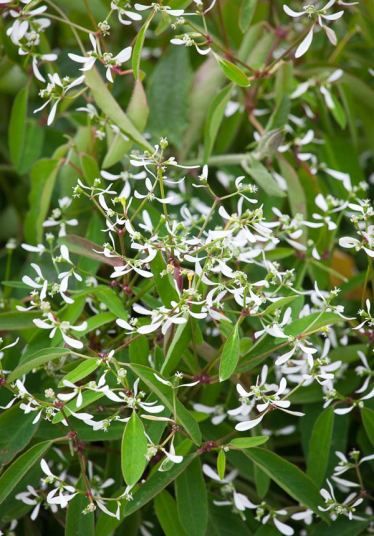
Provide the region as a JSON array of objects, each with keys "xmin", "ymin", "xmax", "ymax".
[{"xmin": 0, "ymin": 1, "xmax": 373, "ymax": 535}]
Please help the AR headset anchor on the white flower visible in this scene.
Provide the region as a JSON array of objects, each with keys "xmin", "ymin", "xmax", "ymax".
[
  {"xmin": 68, "ymin": 33, "xmax": 132, "ymax": 82},
  {"xmin": 33, "ymin": 314, "xmax": 87, "ymax": 349},
  {"xmin": 283, "ymin": 1, "xmax": 346, "ymax": 58}
]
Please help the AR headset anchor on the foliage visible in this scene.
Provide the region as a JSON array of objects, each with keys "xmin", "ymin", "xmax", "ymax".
[{"xmin": 0, "ymin": 1, "xmax": 373, "ymax": 535}]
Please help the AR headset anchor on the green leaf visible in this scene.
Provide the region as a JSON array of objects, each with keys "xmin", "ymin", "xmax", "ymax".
[
  {"xmin": 0, "ymin": 311, "xmax": 39, "ymax": 331},
  {"xmin": 95, "ymin": 455, "xmax": 196, "ymax": 535},
  {"xmin": 17, "ymin": 119, "xmax": 44, "ymax": 175},
  {"xmin": 85, "ymin": 68, "xmax": 152, "ymax": 151},
  {"xmin": 242, "ymin": 448, "xmax": 328, "ymax": 520},
  {"xmin": 262, "ymin": 296, "xmax": 297, "ymax": 316},
  {"xmin": 181, "ymin": 56, "xmax": 224, "ymax": 158},
  {"xmin": 239, "ymin": 312, "xmax": 342, "ymax": 372},
  {"xmin": 8, "ymin": 86, "xmax": 28, "ymax": 170},
  {"xmin": 65, "ymin": 483, "xmax": 95, "ymax": 536},
  {"xmin": 219, "ymin": 322, "xmax": 240, "ymax": 382},
  {"xmin": 204, "ymin": 85, "xmax": 232, "ymax": 163},
  {"xmin": 161, "ymin": 318, "xmax": 191, "ymax": 375},
  {"xmin": 132, "ymin": 14, "xmax": 154, "ymax": 80},
  {"xmin": 60, "ymin": 358, "xmax": 99, "ymax": 387},
  {"xmin": 277, "ymin": 156, "xmax": 307, "ymax": 216},
  {"xmin": 24, "ymin": 158, "xmax": 61, "ymax": 243},
  {"xmin": 239, "ymin": 0, "xmax": 257, "ymax": 33},
  {"xmin": 121, "ymin": 412, "xmax": 148, "ymax": 487},
  {"xmin": 52, "ymin": 391, "xmax": 104, "ymax": 424},
  {"xmin": 175, "ymin": 457, "xmax": 208, "ymax": 536},
  {"xmin": 228, "ymin": 436, "xmax": 269, "ymax": 449},
  {"xmin": 103, "ymin": 80, "xmax": 149, "ymax": 168},
  {"xmin": 217, "ymin": 449, "xmax": 226, "ymax": 480},
  {"xmin": 208, "ymin": 503, "xmax": 253, "ymax": 535},
  {"xmin": 0, "ymin": 405, "xmax": 39, "ymax": 465},
  {"xmin": 242, "ymin": 155, "xmax": 286, "ymax": 198},
  {"xmin": 150, "ymin": 251, "xmax": 179, "ymax": 307},
  {"xmin": 8, "ymin": 348, "xmax": 70, "ymax": 383},
  {"xmin": 148, "ymin": 47, "xmax": 192, "ymax": 147},
  {"xmin": 361, "ymin": 407, "xmax": 374, "ymax": 446},
  {"xmin": 129, "ymin": 364, "xmax": 202, "ymax": 445},
  {"xmin": 154, "ymin": 490, "xmax": 187, "ymax": 536},
  {"xmin": 215, "ymin": 55, "xmax": 250, "ymax": 87},
  {"xmin": 0, "ymin": 441, "xmax": 52, "ymax": 504},
  {"xmin": 307, "ymin": 408, "xmax": 334, "ymax": 487}
]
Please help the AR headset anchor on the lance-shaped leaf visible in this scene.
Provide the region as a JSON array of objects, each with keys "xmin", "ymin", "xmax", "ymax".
[
  {"xmin": 8, "ymin": 348, "xmax": 70, "ymax": 382},
  {"xmin": 204, "ymin": 84, "xmax": 232, "ymax": 163},
  {"xmin": 129, "ymin": 364, "xmax": 202, "ymax": 445},
  {"xmin": 85, "ymin": 68, "xmax": 152, "ymax": 151},
  {"xmin": 132, "ymin": 13, "xmax": 154, "ymax": 79},
  {"xmin": 239, "ymin": 0, "xmax": 258, "ymax": 33},
  {"xmin": 0, "ymin": 311, "xmax": 40, "ymax": 331},
  {"xmin": 242, "ymin": 155, "xmax": 286, "ymax": 198},
  {"xmin": 121, "ymin": 411, "xmax": 148, "ymax": 487},
  {"xmin": 8, "ymin": 86, "xmax": 28, "ymax": 170},
  {"xmin": 0, "ymin": 405, "xmax": 40, "ymax": 465},
  {"xmin": 24, "ymin": 158, "xmax": 61, "ymax": 244},
  {"xmin": 155, "ymin": 490, "xmax": 188, "ymax": 536},
  {"xmin": 228, "ymin": 436, "xmax": 269, "ymax": 449},
  {"xmin": 215, "ymin": 55, "xmax": 250, "ymax": 87},
  {"xmin": 219, "ymin": 322, "xmax": 240, "ymax": 382},
  {"xmin": 242, "ymin": 448, "xmax": 329, "ymax": 521},
  {"xmin": 361, "ymin": 407, "xmax": 374, "ymax": 446},
  {"xmin": 150, "ymin": 251, "xmax": 179, "ymax": 307},
  {"xmin": 95, "ymin": 454, "xmax": 196, "ymax": 535},
  {"xmin": 0, "ymin": 441, "xmax": 53, "ymax": 504},
  {"xmin": 175, "ymin": 457, "xmax": 208, "ymax": 536},
  {"xmin": 307, "ymin": 408, "xmax": 334, "ymax": 487},
  {"xmin": 60, "ymin": 358, "xmax": 100, "ymax": 387}
]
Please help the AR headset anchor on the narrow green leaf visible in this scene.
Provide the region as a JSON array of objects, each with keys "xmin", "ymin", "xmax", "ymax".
[
  {"xmin": 239, "ymin": 0, "xmax": 257, "ymax": 33},
  {"xmin": 148, "ymin": 47, "xmax": 192, "ymax": 147},
  {"xmin": 85, "ymin": 68, "xmax": 152, "ymax": 151},
  {"xmin": 0, "ymin": 405, "xmax": 39, "ymax": 465},
  {"xmin": 154, "ymin": 490, "xmax": 187, "ymax": 536},
  {"xmin": 217, "ymin": 449, "xmax": 226, "ymax": 480},
  {"xmin": 242, "ymin": 155, "xmax": 286, "ymax": 198},
  {"xmin": 229, "ymin": 436, "xmax": 269, "ymax": 449},
  {"xmin": 162, "ymin": 318, "xmax": 191, "ymax": 375},
  {"xmin": 0, "ymin": 441, "xmax": 52, "ymax": 504},
  {"xmin": 24, "ymin": 158, "xmax": 61, "ymax": 243},
  {"xmin": 132, "ymin": 14, "xmax": 154, "ymax": 79},
  {"xmin": 242, "ymin": 448, "xmax": 329, "ymax": 520},
  {"xmin": 215, "ymin": 55, "xmax": 250, "ymax": 87},
  {"xmin": 65, "ymin": 482, "xmax": 95, "ymax": 536},
  {"xmin": 60, "ymin": 358, "xmax": 99, "ymax": 387},
  {"xmin": 121, "ymin": 412, "xmax": 148, "ymax": 486},
  {"xmin": 150, "ymin": 251, "xmax": 179, "ymax": 307},
  {"xmin": 103, "ymin": 80, "xmax": 149, "ymax": 168},
  {"xmin": 8, "ymin": 348, "xmax": 70, "ymax": 383},
  {"xmin": 0, "ymin": 311, "xmax": 39, "ymax": 331},
  {"xmin": 361, "ymin": 407, "xmax": 374, "ymax": 446},
  {"xmin": 95, "ymin": 455, "xmax": 196, "ymax": 535},
  {"xmin": 219, "ymin": 322, "xmax": 240, "ymax": 382},
  {"xmin": 8, "ymin": 86, "xmax": 28, "ymax": 170},
  {"xmin": 204, "ymin": 85, "xmax": 232, "ymax": 163},
  {"xmin": 277, "ymin": 156, "xmax": 307, "ymax": 216},
  {"xmin": 307, "ymin": 408, "xmax": 334, "ymax": 487},
  {"xmin": 175, "ymin": 457, "xmax": 208, "ymax": 536},
  {"xmin": 129, "ymin": 364, "xmax": 202, "ymax": 445},
  {"xmin": 262, "ymin": 296, "xmax": 297, "ymax": 316}
]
